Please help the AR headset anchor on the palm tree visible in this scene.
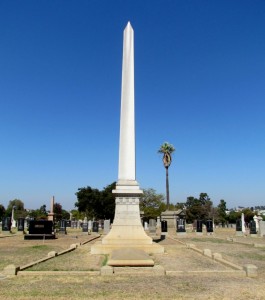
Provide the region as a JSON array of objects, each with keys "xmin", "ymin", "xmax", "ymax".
[{"xmin": 158, "ymin": 142, "xmax": 175, "ymax": 210}]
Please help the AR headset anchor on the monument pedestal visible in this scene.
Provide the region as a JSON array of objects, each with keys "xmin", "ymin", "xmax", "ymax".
[{"xmin": 91, "ymin": 185, "xmax": 164, "ymax": 255}]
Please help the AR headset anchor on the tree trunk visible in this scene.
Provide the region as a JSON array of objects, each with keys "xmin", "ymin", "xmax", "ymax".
[{"xmin": 166, "ymin": 166, "xmax": 170, "ymax": 210}]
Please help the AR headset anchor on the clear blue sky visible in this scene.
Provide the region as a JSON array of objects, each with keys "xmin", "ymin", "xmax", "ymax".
[{"xmin": 1, "ymin": 1, "xmax": 264, "ymax": 211}]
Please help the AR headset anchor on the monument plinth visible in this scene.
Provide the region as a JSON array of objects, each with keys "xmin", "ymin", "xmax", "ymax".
[{"xmin": 91, "ymin": 23, "xmax": 163, "ymax": 256}]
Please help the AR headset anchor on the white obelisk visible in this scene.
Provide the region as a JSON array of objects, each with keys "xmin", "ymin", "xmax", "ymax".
[
  {"xmin": 91, "ymin": 22, "xmax": 163, "ymax": 255},
  {"xmin": 117, "ymin": 21, "xmax": 137, "ymax": 187}
]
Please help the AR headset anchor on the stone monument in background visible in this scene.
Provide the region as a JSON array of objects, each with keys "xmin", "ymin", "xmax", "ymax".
[
  {"xmin": 91, "ymin": 22, "xmax": 163, "ymax": 256},
  {"xmin": 48, "ymin": 196, "xmax": 55, "ymax": 222}
]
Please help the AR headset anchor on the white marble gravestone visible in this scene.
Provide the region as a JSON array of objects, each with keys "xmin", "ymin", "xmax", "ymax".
[{"xmin": 104, "ymin": 220, "xmax": 111, "ymax": 235}]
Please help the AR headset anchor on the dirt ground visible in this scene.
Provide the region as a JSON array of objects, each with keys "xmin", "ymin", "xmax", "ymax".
[{"xmin": 0, "ymin": 228, "xmax": 265, "ymax": 299}]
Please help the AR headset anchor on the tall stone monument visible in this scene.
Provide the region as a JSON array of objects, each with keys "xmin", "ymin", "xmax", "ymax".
[
  {"xmin": 91, "ymin": 22, "xmax": 163, "ymax": 255},
  {"xmin": 48, "ymin": 196, "xmax": 55, "ymax": 222}
]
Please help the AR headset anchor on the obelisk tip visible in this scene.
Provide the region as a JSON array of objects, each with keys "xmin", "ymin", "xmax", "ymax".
[{"xmin": 126, "ymin": 21, "xmax": 132, "ymax": 29}]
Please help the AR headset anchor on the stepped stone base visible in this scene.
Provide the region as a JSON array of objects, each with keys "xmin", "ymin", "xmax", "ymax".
[
  {"xmin": 107, "ymin": 248, "xmax": 154, "ymax": 266},
  {"xmin": 90, "ymin": 192, "xmax": 164, "ymax": 255},
  {"xmin": 91, "ymin": 241, "xmax": 164, "ymax": 255}
]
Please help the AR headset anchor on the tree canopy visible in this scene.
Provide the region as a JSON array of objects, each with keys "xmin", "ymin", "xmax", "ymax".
[
  {"xmin": 185, "ymin": 193, "xmax": 213, "ymax": 223},
  {"xmin": 158, "ymin": 142, "xmax": 175, "ymax": 168},
  {"xmin": 216, "ymin": 199, "xmax": 227, "ymax": 224},
  {"xmin": 75, "ymin": 182, "xmax": 116, "ymax": 221},
  {"xmin": 6, "ymin": 199, "xmax": 27, "ymax": 219},
  {"xmin": 140, "ymin": 188, "xmax": 166, "ymax": 221},
  {"xmin": 28, "ymin": 204, "xmax": 48, "ymax": 220},
  {"xmin": 0, "ymin": 204, "xmax": 5, "ymax": 219}
]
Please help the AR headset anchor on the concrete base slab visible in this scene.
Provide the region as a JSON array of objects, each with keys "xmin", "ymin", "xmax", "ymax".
[
  {"xmin": 235, "ymin": 231, "xmax": 243, "ymax": 236},
  {"xmin": 250, "ymin": 234, "xmax": 258, "ymax": 238},
  {"xmin": 196, "ymin": 232, "xmax": 203, "ymax": 236},
  {"xmin": 108, "ymin": 248, "xmax": 154, "ymax": 266},
  {"xmin": 24, "ymin": 234, "xmax": 56, "ymax": 240},
  {"xmin": 91, "ymin": 241, "xmax": 164, "ymax": 255},
  {"xmin": 114, "ymin": 266, "xmax": 160, "ymax": 275},
  {"xmin": 177, "ymin": 232, "xmax": 187, "ymax": 236}
]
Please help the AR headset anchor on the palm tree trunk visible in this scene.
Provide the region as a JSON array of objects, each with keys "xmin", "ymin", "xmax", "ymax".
[{"xmin": 166, "ymin": 166, "xmax": 170, "ymax": 210}]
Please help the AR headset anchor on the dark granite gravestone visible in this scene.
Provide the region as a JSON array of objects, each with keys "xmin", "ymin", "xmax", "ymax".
[
  {"xmin": 24, "ymin": 220, "xmax": 55, "ymax": 240},
  {"xmin": 161, "ymin": 220, "xmax": 167, "ymax": 233},
  {"xmin": 236, "ymin": 218, "xmax": 242, "ymax": 231},
  {"xmin": 59, "ymin": 219, "xmax": 67, "ymax": 234},
  {"xmin": 249, "ymin": 220, "xmax": 257, "ymax": 234},
  {"xmin": 65, "ymin": 220, "xmax": 71, "ymax": 227},
  {"xmin": 17, "ymin": 218, "xmax": 25, "ymax": 232},
  {"xmin": 177, "ymin": 218, "xmax": 186, "ymax": 233},
  {"xmin": 82, "ymin": 222, "xmax": 88, "ymax": 232},
  {"xmin": 92, "ymin": 222, "xmax": 99, "ymax": 232},
  {"xmin": 2, "ymin": 217, "xmax": 11, "ymax": 232},
  {"xmin": 160, "ymin": 220, "xmax": 167, "ymax": 239},
  {"xmin": 206, "ymin": 219, "xmax": 213, "ymax": 233},
  {"xmin": 196, "ymin": 220, "xmax": 203, "ymax": 232}
]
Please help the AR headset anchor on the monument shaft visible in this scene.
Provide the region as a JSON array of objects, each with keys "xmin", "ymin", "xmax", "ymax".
[{"xmin": 118, "ymin": 22, "xmax": 135, "ymax": 183}]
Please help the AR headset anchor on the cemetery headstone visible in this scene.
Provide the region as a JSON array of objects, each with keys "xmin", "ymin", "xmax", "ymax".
[
  {"xmin": 259, "ymin": 221, "xmax": 265, "ymax": 237},
  {"xmin": 236, "ymin": 218, "xmax": 242, "ymax": 231},
  {"xmin": 161, "ymin": 220, "xmax": 167, "ymax": 238},
  {"xmin": 235, "ymin": 218, "xmax": 243, "ymax": 236},
  {"xmin": 88, "ymin": 220, "xmax": 92, "ymax": 232},
  {"xmin": 82, "ymin": 222, "xmax": 88, "ymax": 233},
  {"xmin": 156, "ymin": 216, "xmax": 161, "ymax": 228},
  {"xmin": 241, "ymin": 213, "xmax": 246, "ymax": 233},
  {"xmin": 92, "ymin": 221, "xmax": 99, "ymax": 232},
  {"xmin": 149, "ymin": 219, "xmax": 156, "ymax": 234},
  {"xmin": 2, "ymin": 217, "xmax": 11, "ymax": 232},
  {"xmin": 144, "ymin": 221, "xmax": 148, "ymax": 231},
  {"xmin": 253, "ymin": 215, "xmax": 259, "ymax": 232},
  {"xmin": 104, "ymin": 220, "xmax": 110, "ymax": 234},
  {"xmin": 249, "ymin": 220, "xmax": 257, "ymax": 235},
  {"xmin": 206, "ymin": 219, "xmax": 213, "ymax": 233},
  {"xmin": 59, "ymin": 219, "xmax": 67, "ymax": 234},
  {"xmin": 196, "ymin": 220, "xmax": 203, "ymax": 234},
  {"xmin": 177, "ymin": 218, "xmax": 186, "ymax": 233},
  {"xmin": 17, "ymin": 218, "xmax": 25, "ymax": 232},
  {"xmin": 24, "ymin": 220, "xmax": 55, "ymax": 240}
]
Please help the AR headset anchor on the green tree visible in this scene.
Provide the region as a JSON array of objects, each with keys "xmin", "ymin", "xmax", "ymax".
[
  {"xmin": 54, "ymin": 203, "xmax": 62, "ymax": 221},
  {"xmin": 140, "ymin": 188, "xmax": 166, "ymax": 220},
  {"xmin": 75, "ymin": 186, "xmax": 101, "ymax": 218},
  {"xmin": 0, "ymin": 204, "xmax": 6, "ymax": 219},
  {"xmin": 158, "ymin": 142, "xmax": 175, "ymax": 210},
  {"xmin": 216, "ymin": 199, "xmax": 227, "ymax": 225},
  {"xmin": 226, "ymin": 210, "xmax": 240, "ymax": 224},
  {"xmin": 70, "ymin": 209, "xmax": 85, "ymax": 221},
  {"xmin": 61, "ymin": 210, "xmax": 70, "ymax": 220},
  {"xmin": 100, "ymin": 182, "xmax": 116, "ymax": 221},
  {"xmin": 241, "ymin": 208, "xmax": 255, "ymax": 223},
  {"xmin": 28, "ymin": 204, "xmax": 48, "ymax": 220},
  {"xmin": 6, "ymin": 199, "xmax": 27, "ymax": 219},
  {"xmin": 75, "ymin": 182, "xmax": 116, "ymax": 221},
  {"xmin": 185, "ymin": 193, "xmax": 213, "ymax": 223}
]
